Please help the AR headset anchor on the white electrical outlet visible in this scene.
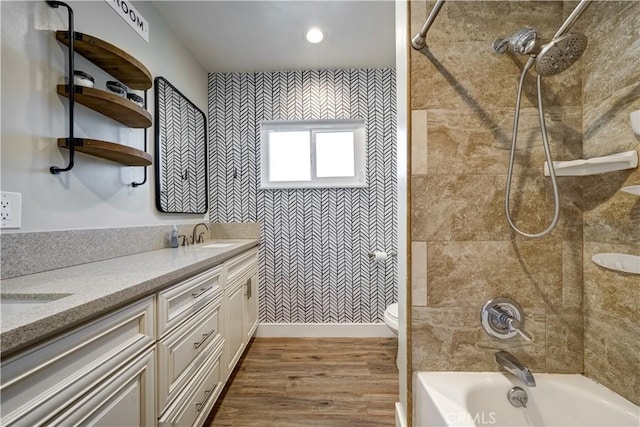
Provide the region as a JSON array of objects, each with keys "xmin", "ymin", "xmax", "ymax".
[{"xmin": 1, "ymin": 192, "xmax": 22, "ymax": 229}]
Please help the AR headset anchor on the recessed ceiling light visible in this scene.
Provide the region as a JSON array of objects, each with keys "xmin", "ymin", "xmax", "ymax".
[{"xmin": 305, "ymin": 27, "xmax": 324, "ymax": 44}]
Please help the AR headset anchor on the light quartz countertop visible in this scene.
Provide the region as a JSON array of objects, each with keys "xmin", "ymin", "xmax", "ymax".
[{"xmin": 0, "ymin": 239, "xmax": 259, "ymax": 356}]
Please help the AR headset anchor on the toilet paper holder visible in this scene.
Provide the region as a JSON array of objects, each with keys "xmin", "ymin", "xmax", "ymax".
[{"xmin": 368, "ymin": 249, "xmax": 397, "ymax": 260}]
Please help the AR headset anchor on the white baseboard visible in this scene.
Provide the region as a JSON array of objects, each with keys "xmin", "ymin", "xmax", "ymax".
[
  {"xmin": 395, "ymin": 402, "xmax": 407, "ymax": 427},
  {"xmin": 255, "ymin": 322, "xmax": 396, "ymax": 338}
]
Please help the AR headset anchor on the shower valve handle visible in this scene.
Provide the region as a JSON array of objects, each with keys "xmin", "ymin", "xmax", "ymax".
[
  {"xmin": 491, "ymin": 307, "xmax": 533, "ymax": 342},
  {"xmin": 505, "ymin": 316, "xmax": 533, "ymax": 342},
  {"xmin": 481, "ymin": 298, "xmax": 534, "ymax": 342}
]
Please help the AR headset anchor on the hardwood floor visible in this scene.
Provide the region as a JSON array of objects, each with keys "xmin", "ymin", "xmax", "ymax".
[{"xmin": 205, "ymin": 338, "xmax": 398, "ymax": 427}]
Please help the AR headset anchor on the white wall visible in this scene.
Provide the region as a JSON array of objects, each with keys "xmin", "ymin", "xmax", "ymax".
[{"xmin": 1, "ymin": 0, "xmax": 208, "ymax": 232}]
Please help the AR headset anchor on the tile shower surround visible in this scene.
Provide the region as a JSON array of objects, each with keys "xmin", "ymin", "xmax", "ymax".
[
  {"xmin": 409, "ymin": 0, "xmax": 639, "ymax": 405},
  {"xmin": 579, "ymin": 1, "xmax": 640, "ymax": 406}
]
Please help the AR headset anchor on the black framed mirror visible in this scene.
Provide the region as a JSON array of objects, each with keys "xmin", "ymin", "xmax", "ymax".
[{"xmin": 154, "ymin": 77, "xmax": 207, "ymax": 213}]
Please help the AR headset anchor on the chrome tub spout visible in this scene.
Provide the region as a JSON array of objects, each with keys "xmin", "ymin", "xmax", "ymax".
[{"xmin": 495, "ymin": 350, "xmax": 536, "ymax": 387}]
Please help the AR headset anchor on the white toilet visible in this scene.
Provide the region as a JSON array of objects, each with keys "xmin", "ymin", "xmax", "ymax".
[
  {"xmin": 383, "ymin": 303, "xmax": 399, "ymax": 368},
  {"xmin": 383, "ymin": 302, "xmax": 398, "ymax": 335}
]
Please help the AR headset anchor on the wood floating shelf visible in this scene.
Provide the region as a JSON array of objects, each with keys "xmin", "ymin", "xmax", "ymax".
[
  {"xmin": 57, "ymin": 85, "xmax": 152, "ymax": 128},
  {"xmin": 58, "ymin": 138, "xmax": 152, "ymax": 166},
  {"xmin": 50, "ymin": 23, "xmax": 152, "ymax": 180},
  {"xmin": 55, "ymin": 31, "xmax": 152, "ymax": 90}
]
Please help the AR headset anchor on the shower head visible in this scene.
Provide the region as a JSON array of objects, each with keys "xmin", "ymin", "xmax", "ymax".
[
  {"xmin": 494, "ymin": 29, "xmax": 587, "ymax": 76},
  {"xmin": 534, "ymin": 33, "xmax": 588, "ymax": 76}
]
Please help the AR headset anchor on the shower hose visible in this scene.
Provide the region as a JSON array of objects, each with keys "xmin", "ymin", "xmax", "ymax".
[{"xmin": 505, "ymin": 57, "xmax": 561, "ymax": 238}]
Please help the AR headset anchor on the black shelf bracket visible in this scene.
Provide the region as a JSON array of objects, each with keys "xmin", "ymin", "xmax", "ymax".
[
  {"xmin": 131, "ymin": 90, "xmax": 149, "ymax": 187},
  {"xmin": 59, "ymin": 137, "xmax": 85, "ymax": 147},
  {"xmin": 47, "ymin": 0, "xmax": 76, "ymax": 174}
]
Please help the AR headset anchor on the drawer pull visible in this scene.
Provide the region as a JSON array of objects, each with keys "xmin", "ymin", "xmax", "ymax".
[
  {"xmin": 195, "ymin": 389, "xmax": 213, "ymax": 412},
  {"xmin": 191, "ymin": 286, "xmax": 213, "ymax": 299},
  {"xmin": 193, "ymin": 330, "xmax": 215, "ymax": 349},
  {"xmin": 245, "ymin": 278, "xmax": 252, "ymax": 299}
]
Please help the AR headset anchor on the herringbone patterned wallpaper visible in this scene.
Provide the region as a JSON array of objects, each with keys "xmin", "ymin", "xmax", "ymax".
[{"xmin": 208, "ymin": 69, "xmax": 397, "ymax": 323}]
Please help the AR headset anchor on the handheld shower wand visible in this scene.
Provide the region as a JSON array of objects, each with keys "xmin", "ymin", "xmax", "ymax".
[
  {"xmin": 493, "ymin": 0, "xmax": 591, "ymax": 238},
  {"xmin": 504, "ymin": 57, "xmax": 561, "ymax": 238}
]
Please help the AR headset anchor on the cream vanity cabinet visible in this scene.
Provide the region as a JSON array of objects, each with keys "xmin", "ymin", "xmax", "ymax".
[
  {"xmin": 0, "ymin": 246, "xmax": 259, "ymax": 427},
  {"xmin": 222, "ymin": 248, "xmax": 259, "ymax": 379},
  {"xmin": 0, "ymin": 296, "xmax": 156, "ymax": 426}
]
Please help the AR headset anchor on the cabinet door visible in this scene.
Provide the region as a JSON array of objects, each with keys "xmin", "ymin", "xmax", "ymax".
[
  {"xmin": 47, "ymin": 347, "xmax": 155, "ymax": 427},
  {"xmin": 224, "ymin": 280, "xmax": 245, "ymax": 377},
  {"xmin": 243, "ymin": 273, "xmax": 259, "ymax": 343},
  {"xmin": 1, "ymin": 297, "xmax": 155, "ymax": 427}
]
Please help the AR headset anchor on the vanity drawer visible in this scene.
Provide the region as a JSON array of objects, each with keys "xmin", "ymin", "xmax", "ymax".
[
  {"xmin": 158, "ymin": 339, "xmax": 224, "ymax": 427},
  {"xmin": 0, "ymin": 296, "xmax": 155, "ymax": 427},
  {"xmin": 226, "ymin": 248, "xmax": 258, "ymax": 285},
  {"xmin": 158, "ymin": 265, "xmax": 224, "ymax": 337},
  {"xmin": 157, "ymin": 295, "xmax": 223, "ymax": 412}
]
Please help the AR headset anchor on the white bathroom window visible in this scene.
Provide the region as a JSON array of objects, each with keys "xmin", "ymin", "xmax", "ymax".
[{"xmin": 260, "ymin": 119, "xmax": 367, "ymax": 189}]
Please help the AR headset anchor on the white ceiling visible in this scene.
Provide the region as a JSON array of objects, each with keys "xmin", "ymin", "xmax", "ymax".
[{"xmin": 153, "ymin": 1, "xmax": 395, "ymax": 73}]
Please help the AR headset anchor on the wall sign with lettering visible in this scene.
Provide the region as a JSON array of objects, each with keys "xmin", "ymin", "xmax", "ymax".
[{"xmin": 104, "ymin": 0, "xmax": 149, "ymax": 43}]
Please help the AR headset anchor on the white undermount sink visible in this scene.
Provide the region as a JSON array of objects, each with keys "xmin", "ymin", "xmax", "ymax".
[
  {"xmin": 200, "ymin": 243, "xmax": 234, "ymax": 249},
  {"xmin": 1, "ymin": 294, "xmax": 71, "ymax": 316}
]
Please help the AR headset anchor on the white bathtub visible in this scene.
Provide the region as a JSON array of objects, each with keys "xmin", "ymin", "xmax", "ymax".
[{"xmin": 414, "ymin": 372, "xmax": 639, "ymax": 427}]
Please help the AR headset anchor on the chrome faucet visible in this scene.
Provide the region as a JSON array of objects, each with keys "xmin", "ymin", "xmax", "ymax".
[
  {"xmin": 495, "ymin": 351, "xmax": 536, "ymax": 387},
  {"xmin": 192, "ymin": 222, "xmax": 210, "ymax": 244}
]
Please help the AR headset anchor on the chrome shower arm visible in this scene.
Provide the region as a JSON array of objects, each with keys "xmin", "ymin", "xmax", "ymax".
[
  {"xmin": 411, "ymin": 0, "xmax": 446, "ymax": 50},
  {"xmin": 553, "ymin": 0, "xmax": 592, "ymax": 39}
]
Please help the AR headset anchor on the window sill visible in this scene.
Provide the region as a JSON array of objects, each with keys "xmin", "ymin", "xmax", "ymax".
[{"xmin": 258, "ymin": 183, "xmax": 369, "ymax": 190}]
